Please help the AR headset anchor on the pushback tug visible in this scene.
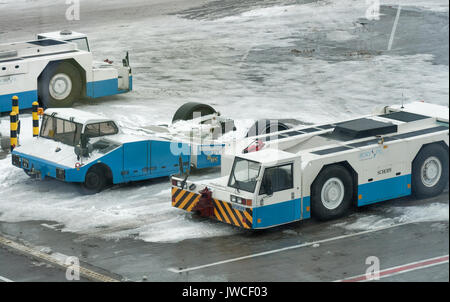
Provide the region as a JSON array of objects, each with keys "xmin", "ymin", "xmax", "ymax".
[
  {"xmin": 171, "ymin": 102, "xmax": 449, "ymax": 229},
  {"xmin": 10, "ymin": 102, "xmax": 289, "ymax": 193},
  {"xmin": 0, "ymin": 30, "xmax": 132, "ymax": 112}
]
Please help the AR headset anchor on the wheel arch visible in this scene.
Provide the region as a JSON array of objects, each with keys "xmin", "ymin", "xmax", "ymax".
[
  {"xmin": 37, "ymin": 59, "xmax": 87, "ymax": 100},
  {"xmin": 311, "ymin": 160, "xmax": 359, "ymax": 205},
  {"xmin": 411, "ymin": 140, "xmax": 449, "ymax": 198},
  {"xmin": 86, "ymin": 162, "xmax": 113, "ymax": 184},
  {"xmin": 412, "ymin": 141, "xmax": 449, "ymax": 165}
]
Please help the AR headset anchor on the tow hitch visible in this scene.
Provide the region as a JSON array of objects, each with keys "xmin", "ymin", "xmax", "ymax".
[{"xmin": 193, "ymin": 187, "xmax": 215, "ymax": 217}]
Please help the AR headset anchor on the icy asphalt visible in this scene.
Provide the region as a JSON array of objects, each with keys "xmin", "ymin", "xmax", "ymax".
[{"xmin": 0, "ymin": 0, "xmax": 449, "ymax": 281}]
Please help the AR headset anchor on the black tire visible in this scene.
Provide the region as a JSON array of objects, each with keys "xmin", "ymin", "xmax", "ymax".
[
  {"xmin": 172, "ymin": 102, "xmax": 217, "ymax": 123},
  {"xmin": 246, "ymin": 119, "xmax": 290, "ymax": 137},
  {"xmin": 82, "ymin": 166, "xmax": 107, "ymax": 194},
  {"xmin": 38, "ymin": 61, "xmax": 82, "ymax": 108},
  {"xmin": 311, "ymin": 165, "xmax": 353, "ymax": 220},
  {"xmin": 412, "ymin": 144, "xmax": 449, "ymax": 199}
]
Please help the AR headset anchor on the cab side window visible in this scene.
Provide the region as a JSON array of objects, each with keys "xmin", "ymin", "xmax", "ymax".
[
  {"xmin": 259, "ymin": 164, "xmax": 293, "ymax": 195},
  {"xmin": 99, "ymin": 121, "xmax": 118, "ymax": 135},
  {"xmin": 84, "ymin": 122, "xmax": 118, "ymax": 137},
  {"xmin": 84, "ymin": 123, "xmax": 99, "ymax": 137},
  {"xmin": 41, "ymin": 115, "xmax": 54, "ymax": 137}
]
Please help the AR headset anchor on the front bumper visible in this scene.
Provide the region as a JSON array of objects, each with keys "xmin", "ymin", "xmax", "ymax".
[
  {"xmin": 171, "ymin": 186, "xmax": 253, "ymax": 229},
  {"xmin": 12, "ymin": 152, "xmax": 71, "ymax": 181}
]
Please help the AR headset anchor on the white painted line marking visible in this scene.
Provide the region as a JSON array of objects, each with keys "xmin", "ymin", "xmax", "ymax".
[
  {"xmin": 168, "ymin": 221, "xmax": 419, "ymax": 273},
  {"xmin": 335, "ymin": 254, "xmax": 449, "ymax": 282},
  {"xmin": 388, "ymin": 5, "xmax": 402, "ymax": 50},
  {"xmin": 0, "ymin": 275, "xmax": 14, "ymax": 282}
]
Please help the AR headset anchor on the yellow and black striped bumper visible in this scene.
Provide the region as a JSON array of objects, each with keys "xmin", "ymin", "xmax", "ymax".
[{"xmin": 171, "ymin": 187, "xmax": 253, "ymax": 229}]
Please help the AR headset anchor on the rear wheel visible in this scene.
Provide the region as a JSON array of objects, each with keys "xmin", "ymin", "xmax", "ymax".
[
  {"xmin": 412, "ymin": 144, "xmax": 448, "ymax": 198},
  {"xmin": 311, "ymin": 165, "xmax": 353, "ymax": 220},
  {"xmin": 82, "ymin": 166, "xmax": 107, "ymax": 194},
  {"xmin": 172, "ymin": 102, "xmax": 217, "ymax": 122},
  {"xmin": 38, "ymin": 62, "xmax": 82, "ymax": 108}
]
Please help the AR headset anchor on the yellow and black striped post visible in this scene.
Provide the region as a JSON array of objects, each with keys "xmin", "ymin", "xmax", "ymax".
[
  {"xmin": 10, "ymin": 111, "xmax": 18, "ymax": 151},
  {"xmin": 32, "ymin": 102, "xmax": 39, "ymax": 137},
  {"xmin": 12, "ymin": 95, "xmax": 19, "ymax": 115},
  {"xmin": 11, "ymin": 96, "xmax": 20, "ymax": 135}
]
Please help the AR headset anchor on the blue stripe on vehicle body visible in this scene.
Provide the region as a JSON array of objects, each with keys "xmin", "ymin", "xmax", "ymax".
[
  {"xmin": 86, "ymin": 78, "xmax": 118, "ymax": 98},
  {"xmin": 357, "ymin": 174, "xmax": 412, "ymax": 206},
  {"xmin": 86, "ymin": 76, "xmax": 132, "ymax": 98},
  {"xmin": 302, "ymin": 196, "xmax": 311, "ymax": 219},
  {"xmin": 253, "ymin": 198, "xmax": 300, "ymax": 229},
  {"xmin": 128, "ymin": 75, "xmax": 133, "ymax": 91},
  {"xmin": 251, "ymin": 174, "xmax": 411, "ymax": 229},
  {"xmin": 0, "ymin": 90, "xmax": 38, "ymax": 113},
  {"xmin": 251, "ymin": 196, "xmax": 309, "ymax": 229}
]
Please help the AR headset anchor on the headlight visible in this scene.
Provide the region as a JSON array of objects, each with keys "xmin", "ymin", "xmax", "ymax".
[
  {"xmin": 171, "ymin": 178, "xmax": 184, "ymax": 188},
  {"xmin": 22, "ymin": 158, "xmax": 29, "ymax": 169},
  {"xmin": 12, "ymin": 154, "xmax": 20, "ymax": 167},
  {"xmin": 56, "ymin": 168, "xmax": 65, "ymax": 181},
  {"xmin": 230, "ymin": 195, "xmax": 252, "ymax": 206}
]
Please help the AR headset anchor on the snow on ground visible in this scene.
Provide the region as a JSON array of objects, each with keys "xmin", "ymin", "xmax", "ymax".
[
  {"xmin": 333, "ymin": 202, "xmax": 449, "ymax": 231},
  {"xmin": 0, "ymin": 0, "xmax": 448, "ymax": 242},
  {"xmin": 73, "ymin": 0, "xmax": 448, "ymax": 126},
  {"xmin": 0, "ymin": 152, "xmax": 236, "ymax": 243}
]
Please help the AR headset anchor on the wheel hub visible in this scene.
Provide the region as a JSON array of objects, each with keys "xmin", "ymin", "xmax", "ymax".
[
  {"xmin": 49, "ymin": 73, "xmax": 72, "ymax": 100},
  {"xmin": 87, "ymin": 174, "xmax": 100, "ymax": 188},
  {"xmin": 421, "ymin": 156, "xmax": 442, "ymax": 187},
  {"xmin": 321, "ymin": 177, "xmax": 345, "ymax": 210}
]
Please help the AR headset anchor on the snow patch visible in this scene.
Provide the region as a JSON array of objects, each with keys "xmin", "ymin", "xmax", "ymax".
[
  {"xmin": 0, "ymin": 153, "xmax": 234, "ymax": 243},
  {"xmin": 335, "ymin": 202, "xmax": 449, "ymax": 231}
]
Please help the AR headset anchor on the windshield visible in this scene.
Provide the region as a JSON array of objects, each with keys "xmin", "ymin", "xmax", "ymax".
[
  {"xmin": 67, "ymin": 37, "xmax": 90, "ymax": 52},
  {"xmin": 40, "ymin": 115, "xmax": 82, "ymax": 146},
  {"xmin": 228, "ymin": 157, "xmax": 261, "ymax": 193}
]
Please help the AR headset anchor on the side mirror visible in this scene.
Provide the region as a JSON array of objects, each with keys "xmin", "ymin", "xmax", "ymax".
[{"xmin": 80, "ymin": 133, "xmax": 88, "ymax": 149}]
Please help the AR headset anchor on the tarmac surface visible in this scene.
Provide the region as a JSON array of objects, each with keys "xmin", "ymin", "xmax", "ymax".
[
  {"xmin": 0, "ymin": 0, "xmax": 448, "ymax": 283},
  {"xmin": 0, "ymin": 190, "xmax": 448, "ymax": 282}
]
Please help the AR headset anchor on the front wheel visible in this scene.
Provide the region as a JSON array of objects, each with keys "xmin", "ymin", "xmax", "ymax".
[
  {"xmin": 82, "ymin": 167, "xmax": 107, "ymax": 194},
  {"xmin": 412, "ymin": 144, "xmax": 449, "ymax": 198},
  {"xmin": 311, "ymin": 165, "xmax": 353, "ymax": 220}
]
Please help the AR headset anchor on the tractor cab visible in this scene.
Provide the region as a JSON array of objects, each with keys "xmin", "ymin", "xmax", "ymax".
[{"xmin": 226, "ymin": 149, "xmax": 301, "ymax": 207}]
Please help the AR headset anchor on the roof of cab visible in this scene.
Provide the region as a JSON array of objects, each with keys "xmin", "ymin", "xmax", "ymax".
[
  {"xmin": 38, "ymin": 31, "xmax": 87, "ymax": 41},
  {"xmin": 44, "ymin": 108, "xmax": 113, "ymax": 125},
  {"xmin": 238, "ymin": 148, "xmax": 295, "ymax": 165}
]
